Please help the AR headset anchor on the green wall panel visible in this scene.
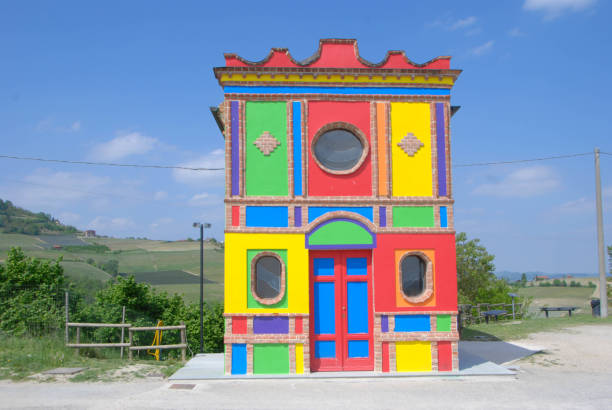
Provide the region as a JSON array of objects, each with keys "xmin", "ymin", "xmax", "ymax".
[
  {"xmin": 436, "ymin": 314, "xmax": 451, "ymax": 332},
  {"xmin": 392, "ymin": 206, "xmax": 435, "ymax": 227},
  {"xmin": 245, "ymin": 101, "xmax": 288, "ymax": 196},
  {"xmin": 309, "ymin": 221, "xmax": 373, "ymax": 246},
  {"xmin": 247, "ymin": 249, "xmax": 288, "ymax": 309},
  {"xmin": 253, "ymin": 344, "xmax": 290, "ymax": 374}
]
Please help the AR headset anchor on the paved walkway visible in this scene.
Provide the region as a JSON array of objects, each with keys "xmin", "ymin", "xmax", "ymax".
[{"xmin": 169, "ymin": 340, "xmax": 540, "ymax": 380}]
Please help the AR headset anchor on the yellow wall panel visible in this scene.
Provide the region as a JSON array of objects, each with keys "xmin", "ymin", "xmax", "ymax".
[
  {"xmin": 396, "ymin": 341, "xmax": 432, "ymax": 372},
  {"xmin": 391, "ymin": 103, "xmax": 433, "ymax": 197},
  {"xmin": 295, "ymin": 344, "xmax": 304, "ymax": 374},
  {"xmin": 224, "ymin": 233, "xmax": 309, "ymax": 314}
]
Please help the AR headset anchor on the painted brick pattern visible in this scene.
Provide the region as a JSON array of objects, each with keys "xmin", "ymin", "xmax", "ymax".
[{"xmin": 218, "ymin": 40, "xmax": 460, "ymax": 375}]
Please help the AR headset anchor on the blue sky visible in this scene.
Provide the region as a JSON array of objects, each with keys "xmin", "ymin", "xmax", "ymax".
[{"xmin": 1, "ymin": 0, "xmax": 610, "ymax": 273}]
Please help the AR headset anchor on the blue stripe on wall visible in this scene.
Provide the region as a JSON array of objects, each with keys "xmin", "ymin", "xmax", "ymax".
[
  {"xmin": 314, "ymin": 282, "xmax": 335, "ymax": 335},
  {"xmin": 440, "ymin": 206, "xmax": 448, "ymax": 228},
  {"xmin": 231, "ymin": 344, "xmax": 246, "ymax": 375},
  {"xmin": 224, "ymin": 86, "xmax": 450, "ymax": 96},
  {"xmin": 292, "ymin": 101, "xmax": 302, "ymax": 196},
  {"xmin": 394, "ymin": 315, "xmax": 431, "ymax": 332},
  {"xmin": 308, "ymin": 207, "xmax": 373, "ymax": 223},
  {"xmin": 347, "ymin": 281, "xmax": 368, "ymax": 334},
  {"xmin": 245, "ymin": 206, "xmax": 289, "ymax": 227}
]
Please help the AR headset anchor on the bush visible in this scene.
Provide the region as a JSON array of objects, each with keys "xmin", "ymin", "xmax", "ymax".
[
  {"xmin": 76, "ymin": 276, "xmax": 224, "ymax": 355},
  {"xmin": 0, "ymin": 248, "xmax": 65, "ymax": 336}
]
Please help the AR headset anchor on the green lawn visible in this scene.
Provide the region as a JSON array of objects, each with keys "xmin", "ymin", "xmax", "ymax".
[
  {"xmin": 461, "ymin": 313, "xmax": 612, "ymax": 341},
  {"xmin": 0, "ymin": 334, "xmax": 182, "ymax": 381},
  {"xmin": 518, "ymin": 286, "xmax": 598, "ymax": 314}
]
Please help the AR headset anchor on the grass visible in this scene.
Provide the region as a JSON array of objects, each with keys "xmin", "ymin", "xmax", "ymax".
[
  {"xmin": 61, "ymin": 261, "xmax": 112, "ymax": 282},
  {"xmin": 461, "ymin": 313, "xmax": 612, "ymax": 341},
  {"xmin": 518, "ymin": 286, "xmax": 598, "ymax": 314},
  {"xmin": 0, "ymin": 333, "xmax": 185, "ymax": 381},
  {"xmin": 154, "ymin": 283, "xmax": 224, "ymax": 304}
]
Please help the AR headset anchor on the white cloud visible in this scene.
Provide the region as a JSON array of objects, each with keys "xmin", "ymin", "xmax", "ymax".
[
  {"xmin": 4, "ymin": 169, "xmax": 111, "ymax": 209},
  {"xmin": 451, "ymin": 16, "xmax": 477, "ymax": 30},
  {"xmin": 35, "ymin": 117, "xmax": 81, "ymax": 132},
  {"xmin": 473, "ymin": 166, "xmax": 561, "ymax": 197},
  {"xmin": 150, "ymin": 217, "xmax": 174, "ymax": 229},
  {"xmin": 154, "ymin": 191, "xmax": 168, "ymax": 200},
  {"xmin": 558, "ymin": 197, "xmax": 592, "ymax": 213},
  {"xmin": 91, "ymin": 132, "xmax": 158, "ymax": 161},
  {"xmin": 188, "ymin": 192, "xmax": 221, "ymax": 207},
  {"xmin": 524, "ymin": 0, "xmax": 596, "ymax": 19},
  {"xmin": 88, "ymin": 216, "xmax": 135, "ymax": 231},
  {"xmin": 173, "ymin": 149, "xmax": 225, "ymax": 186},
  {"xmin": 470, "ymin": 40, "xmax": 494, "ymax": 56},
  {"xmin": 508, "ymin": 27, "xmax": 526, "ymax": 37}
]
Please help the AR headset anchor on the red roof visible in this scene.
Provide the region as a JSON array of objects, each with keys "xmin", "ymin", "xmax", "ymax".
[{"xmin": 224, "ymin": 39, "xmax": 451, "ymax": 70}]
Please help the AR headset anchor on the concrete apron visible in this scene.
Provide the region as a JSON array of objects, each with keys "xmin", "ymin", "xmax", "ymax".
[{"xmin": 169, "ymin": 341, "xmax": 542, "ymax": 380}]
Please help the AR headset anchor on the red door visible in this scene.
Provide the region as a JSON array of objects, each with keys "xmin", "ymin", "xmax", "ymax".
[{"xmin": 309, "ymin": 250, "xmax": 373, "ymax": 372}]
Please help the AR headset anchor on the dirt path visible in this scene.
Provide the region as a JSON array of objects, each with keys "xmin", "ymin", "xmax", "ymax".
[{"xmin": 1, "ymin": 324, "xmax": 611, "ymax": 409}]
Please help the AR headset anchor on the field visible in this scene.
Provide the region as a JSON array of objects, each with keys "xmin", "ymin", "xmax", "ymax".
[
  {"xmin": 0, "ymin": 233, "xmax": 224, "ymax": 303},
  {"xmin": 60, "ymin": 261, "xmax": 112, "ymax": 282},
  {"xmin": 518, "ymin": 285, "xmax": 598, "ymax": 314}
]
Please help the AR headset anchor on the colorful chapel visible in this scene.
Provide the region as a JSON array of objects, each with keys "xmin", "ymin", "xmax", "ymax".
[{"xmin": 212, "ymin": 39, "xmax": 461, "ymax": 375}]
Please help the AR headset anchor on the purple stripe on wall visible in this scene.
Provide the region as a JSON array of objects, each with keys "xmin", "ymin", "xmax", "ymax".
[
  {"xmin": 294, "ymin": 206, "xmax": 302, "ymax": 227},
  {"xmin": 253, "ymin": 316, "xmax": 289, "ymax": 334},
  {"xmin": 436, "ymin": 103, "xmax": 447, "ymax": 197},
  {"xmin": 231, "ymin": 101, "xmax": 240, "ymax": 196},
  {"xmin": 381, "ymin": 315, "xmax": 389, "ymax": 332},
  {"xmin": 379, "ymin": 206, "xmax": 386, "ymax": 227}
]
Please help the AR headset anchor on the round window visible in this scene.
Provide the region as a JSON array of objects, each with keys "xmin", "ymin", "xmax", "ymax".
[
  {"xmin": 400, "ymin": 255, "xmax": 426, "ymax": 297},
  {"xmin": 312, "ymin": 125, "xmax": 367, "ymax": 174},
  {"xmin": 251, "ymin": 253, "xmax": 285, "ymax": 304}
]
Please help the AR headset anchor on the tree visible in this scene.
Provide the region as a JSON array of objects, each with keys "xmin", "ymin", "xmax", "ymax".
[
  {"xmin": 0, "ymin": 247, "xmax": 65, "ymax": 335},
  {"xmin": 455, "ymin": 232, "xmax": 512, "ymax": 305}
]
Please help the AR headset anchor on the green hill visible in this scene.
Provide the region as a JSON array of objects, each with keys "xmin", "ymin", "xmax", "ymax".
[{"xmin": 0, "ymin": 199, "xmax": 78, "ymax": 235}]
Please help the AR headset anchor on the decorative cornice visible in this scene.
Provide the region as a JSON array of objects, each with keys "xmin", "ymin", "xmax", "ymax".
[
  {"xmin": 222, "ymin": 39, "xmax": 453, "ymax": 70},
  {"xmin": 214, "ymin": 39, "xmax": 462, "ymax": 86}
]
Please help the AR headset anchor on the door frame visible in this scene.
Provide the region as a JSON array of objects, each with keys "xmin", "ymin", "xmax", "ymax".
[{"xmin": 309, "ymin": 250, "xmax": 374, "ymax": 372}]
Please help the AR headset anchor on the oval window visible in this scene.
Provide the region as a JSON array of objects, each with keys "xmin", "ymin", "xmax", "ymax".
[
  {"xmin": 254, "ymin": 255, "xmax": 282, "ymax": 300},
  {"xmin": 400, "ymin": 255, "xmax": 426, "ymax": 297},
  {"xmin": 313, "ymin": 128, "xmax": 366, "ymax": 173}
]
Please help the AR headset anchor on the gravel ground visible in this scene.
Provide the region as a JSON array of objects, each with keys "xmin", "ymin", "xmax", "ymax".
[{"xmin": 1, "ymin": 324, "xmax": 611, "ymax": 410}]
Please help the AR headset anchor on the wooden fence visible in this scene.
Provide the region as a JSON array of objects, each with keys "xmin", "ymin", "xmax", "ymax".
[
  {"xmin": 128, "ymin": 322, "xmax": 187, "ymax": 361},
  {"xmin": 65, "ymin": 322, "xmax": 187, "ymax": 361}
]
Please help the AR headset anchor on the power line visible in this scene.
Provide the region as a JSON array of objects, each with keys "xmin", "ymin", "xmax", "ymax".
[
  {"xmin": 0, "ymin": 151, "xmax": 607, "ymax": 171},
  {"xmin": 0, "ymin": 154, "xmax": 224, "ymax": 171},
  {"xmin": 453, "ymin": 152, "xmax": 592, "ymax": 167}
]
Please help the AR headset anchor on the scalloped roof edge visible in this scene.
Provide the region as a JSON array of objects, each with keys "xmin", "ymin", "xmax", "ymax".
[{"xmin": 223, "ymin": 39, "xmax": 451, "ymax": 70}]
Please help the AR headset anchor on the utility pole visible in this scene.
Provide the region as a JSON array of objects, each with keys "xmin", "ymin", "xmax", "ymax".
[
  {"xmin": 594, "ymin": 148, "xmax": 608, "ymax": 318},
  {"xmin": 193, "ymin": 222, "xmax": 211, "ymax": 353},
  {"xmin": 199, "ymin": 222, "xmax": 204, "ymax": 353}
]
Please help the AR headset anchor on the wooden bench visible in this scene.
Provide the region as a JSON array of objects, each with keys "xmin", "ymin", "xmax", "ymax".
[
  {"xmin": 540, "ymin": 307, "xmax": 578, "ymax": 318},
  {"xmin": 481, "ymin": 309, "xmax": 507, "ymax": 324}
]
